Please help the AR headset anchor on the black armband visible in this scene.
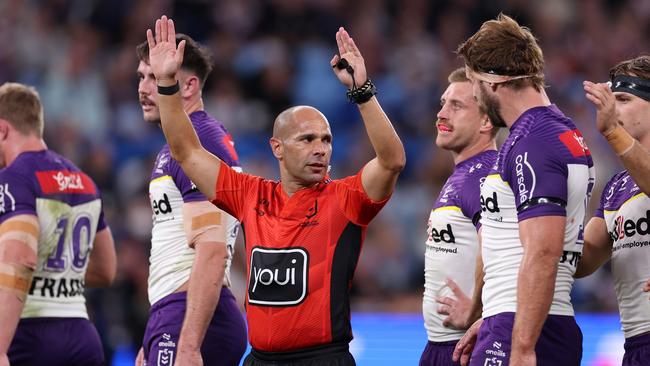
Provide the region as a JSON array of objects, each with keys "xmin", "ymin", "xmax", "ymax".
[
  {"xmin": 517, "ymin": 197, "xmax": 566, "ymax": 212},
  {"xmin": 157, "ymin": 82, "xmax": 180, "ymax": 95},
  {"xmin": 347, "ymin": 78, "xmax": 377, "ymax": 104}
]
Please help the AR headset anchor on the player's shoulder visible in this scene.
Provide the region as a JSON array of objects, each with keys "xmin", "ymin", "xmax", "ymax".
[{"xmin": 190, "ymin": 111, "xmax": 240, "ymax": 166}]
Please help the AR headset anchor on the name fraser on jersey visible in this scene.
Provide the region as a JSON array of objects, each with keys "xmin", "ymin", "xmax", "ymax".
[{"xmin": 28, "ymin": 276, "xmax": 85, "ymax": 298}]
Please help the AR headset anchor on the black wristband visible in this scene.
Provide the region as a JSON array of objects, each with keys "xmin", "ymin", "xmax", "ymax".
[
  {"xmin": 347, "ymin": 78, "xmax": 377, "ymax": 104},
  {"xmin": 157, "ymin": 82, "xmax": 180, "ymax": 95}
]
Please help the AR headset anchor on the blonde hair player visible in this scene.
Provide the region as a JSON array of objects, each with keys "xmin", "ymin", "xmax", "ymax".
[{"xmin": 0, "ymin": 82, "xmax": 116, "ymax": 366}]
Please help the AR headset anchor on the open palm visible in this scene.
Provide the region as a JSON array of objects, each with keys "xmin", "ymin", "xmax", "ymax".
[
  {"xmin": 330, "ymin": 27, "xmax": 367, "ymax": 89},
  {"xmin": 146, "ymin": 15, "xmax": 186, "ymax": 82}
]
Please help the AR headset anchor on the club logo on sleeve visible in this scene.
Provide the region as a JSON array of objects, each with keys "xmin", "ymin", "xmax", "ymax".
[{"xmin": 248, "ymin": 247, "xmax": 308, "ymax": 306}]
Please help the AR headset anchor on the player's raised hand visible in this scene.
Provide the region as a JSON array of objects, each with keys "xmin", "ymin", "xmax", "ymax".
[
  {"xmin": 146, "ymin": 15, "xmax": 186, "ymax": 84},
  {"xmin": 584, "ymin": 80, "xmax": 620, "ymax": 136},
  {"xmin": 330, "ymin": 27, "xmax": 367, "ymax": 89}
]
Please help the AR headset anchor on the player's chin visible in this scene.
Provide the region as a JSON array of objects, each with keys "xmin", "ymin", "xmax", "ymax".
[
  {"xmin": 435, "ymin": 135, "xmax": 453, "ymax": 149},
  {"xmin": 142, "ymin": 111, "xmax": 161, "ymax": 124}
]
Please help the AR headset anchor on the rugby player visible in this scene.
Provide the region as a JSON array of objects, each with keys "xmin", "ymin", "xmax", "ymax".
[
  {"xmin": 0, "ymin": 82, "xmax": 116, "ymax": 366},
  {"xmin": 453, "ymin": 14, "xmax": 593, "ymax": 366},
  {"xmin": 134, "ymin": 34, "xmax": 246, "ymax": 366},
  {"xmin": 421, "ymin": 68, "xmax": 497, "ymax": 365}
]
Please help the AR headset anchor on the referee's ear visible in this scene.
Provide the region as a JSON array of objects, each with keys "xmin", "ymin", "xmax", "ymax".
[{"xmin": 270, "ymin": 137, "xmax": 283, "ymax": 160}]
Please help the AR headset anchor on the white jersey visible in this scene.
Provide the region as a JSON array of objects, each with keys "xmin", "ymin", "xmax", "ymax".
[
  {"xmin": 147, "ymin": 111, "xmax": 241, "ymax": 305},
  {"xmin": 423, "ymin": 150, "xmax": 496, "ymax": 342},
  {"xmin": 596, "ymin": 171, "xmax": 650, "ymax": 338},
  {"xmin": 0, "ymin": 150, "xmax": 107, "ymax": 319},
  {"xmin": 480, "ymin": 105, "xmax": 594, "ymax": 318}
]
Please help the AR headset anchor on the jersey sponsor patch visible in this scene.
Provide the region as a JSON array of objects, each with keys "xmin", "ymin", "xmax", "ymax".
[
  {"xmin": 248, "ymin": 247, "xmax": 308, "ymax": 306},
  {"xmin": 559, "ymin": 130, "xmax": 591, "ymax": 157},
  {"xmin": 35, "ymin": 170, "xmax": 96, "ymax": 195}
]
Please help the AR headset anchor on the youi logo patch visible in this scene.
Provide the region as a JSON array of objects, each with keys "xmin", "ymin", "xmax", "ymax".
[{"xmin": 248, "ymin": 247, "xmax": 308, "ymax": 306}]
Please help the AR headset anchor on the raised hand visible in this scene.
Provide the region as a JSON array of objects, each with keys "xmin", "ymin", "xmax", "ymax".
[
  {"xmin": 330, "ymin": 27, "xmax": 367, "ymax": 89},
  {"xmin": 583, "ymin": 80, "xmax": 620, "ymax": 136},
  {"xmin": 146, "ymin": 15, "xmax": 186, "ymax": 84},
  {"xmin": 436, "ymin": 278, "xmax": 472, "ymax": 330}
]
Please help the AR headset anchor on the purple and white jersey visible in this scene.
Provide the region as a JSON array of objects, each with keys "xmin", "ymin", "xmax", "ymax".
[
  {"xmin": 148, "ymin": 111, "xmax": 241, "ymax": 305},
  {"xmin": 0, "ymin": 150, "xmax": 106, "ymax": 318},
  {"xmin": 423, "ymin": 150, "xmax": 497, "ymax": 342},
  {"xmin": 480, "ymin": 105, "xmax": 594, "ymax": 318},
  {"xmin": 595, "ymin": 171, "xmax": 650, "ymax": 338}
]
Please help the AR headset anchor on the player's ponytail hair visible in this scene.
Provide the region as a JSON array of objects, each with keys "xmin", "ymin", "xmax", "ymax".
[
  {"xmin": 0, "ymin": 82, "xmax": 44, "ymax": 137},
  {"xmin": 457, "ymin": 13, "xmax": 545, "ymax": 91}
]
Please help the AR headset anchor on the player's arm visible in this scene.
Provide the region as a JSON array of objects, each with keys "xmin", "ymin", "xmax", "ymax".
[
  {"xmin": 85, "ymin": 227, "xmax": 116, "ymax": 287},
  {"xmin": 511, "ymin": 215, "xmax": 565, "ymax": 363},
  {"xmin": 146, "ymin": 16, "xmax": 222, "ymax": 201},
  {"xmin": 330, "ymin": 27, "xmax": 405, "ymax": 201},
  {"xmin": 575, "ymin": 217, "xmax": 612, "ymax": 278},
  {"xmin": 584, "ymin": 81, "xmax": 650, "ymax": 195},
  {"xmin": 176, "ymin": 201, "xmax": 229, "ymax": 365},
  {"xmin": 0, "ymin": 215, "xmax": 39, "ymax": 359}
]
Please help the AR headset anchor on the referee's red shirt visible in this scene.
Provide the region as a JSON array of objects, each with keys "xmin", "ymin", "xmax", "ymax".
[{"xmin": 212, "ymin": 161, "xmax": 389, "ymax": 352}]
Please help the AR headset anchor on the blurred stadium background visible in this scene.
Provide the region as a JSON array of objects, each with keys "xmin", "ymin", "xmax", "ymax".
[{"xmin": 2, "ymin": 0, "xmax": 649, "ymax": 365}]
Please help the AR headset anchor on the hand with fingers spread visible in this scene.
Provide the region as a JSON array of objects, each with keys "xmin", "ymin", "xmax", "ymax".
[
  {"xmin": 146, "ymin": 15, "xmax": 186, "ymax": 85},
  {"xmin": 453, "ymin": 318, "xmax": 482, "ymax": 366},
  {"xmin": 330, "ymin": 27, "xmax": 367, "ymax": 90},
  {"xmin": 436, "ymin": 278, "xmax": 473, "ymax": 330},
  {"xmin": 583, "ymin": 81, "xmax": 620, "ymax": 136}
]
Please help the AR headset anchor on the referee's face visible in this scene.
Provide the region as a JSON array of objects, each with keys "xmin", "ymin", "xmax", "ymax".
[{"xmin": 280, "ymin": 110, "xmax": 332, "ymax": 185}]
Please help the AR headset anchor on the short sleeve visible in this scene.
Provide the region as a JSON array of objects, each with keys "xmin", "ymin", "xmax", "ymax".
[
  {"xmin": 594, "ymin": 174, "xmax": 619, "ymax": 219},
  {"xmin": 459, "ymin": 173, "xmax": 487, "ymax": 230},
  {"xmin": 0, "ymin": 169, "xmax": 37, "ymax": 224},
  {"xmin": 335, "ymin": 169, "xmax": 390, "ymax": 226},
  {"xmin": 169, "ymin": 158, "xmax": 206, "ymax": 203},
  {"xmin": 503, "ymin": 137, "xmax": 568, "ymax": 221},
  {"xmin": 212, "ymin": 161, "xmax": 263, "ymax": 220}
]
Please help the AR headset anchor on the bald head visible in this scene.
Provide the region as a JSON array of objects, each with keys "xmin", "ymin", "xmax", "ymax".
[{"xmin": 273, "ymin": 106, "xmax": 329, "ymax": 140}]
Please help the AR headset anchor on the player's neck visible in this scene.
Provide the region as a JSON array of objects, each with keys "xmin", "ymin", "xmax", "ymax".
[
  {"xmin": 183, "ymin": 97, "xmax": 204, "ymax": 116},
  {"xmin": 453, "ymin": 138, "xmax": 496, "ymax": 165},
  {"xmin": 5, "ymin": 136, "xmax": 47, "ymax": 166},
  {"xmin": 501, "ymin": 87, "xmax": 551, "ymax": 128}
]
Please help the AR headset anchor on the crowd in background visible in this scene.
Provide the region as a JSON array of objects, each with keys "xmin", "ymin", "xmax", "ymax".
[{"xmin": 2, "ymin": 0, "xmax": 649, "ymax": 362}]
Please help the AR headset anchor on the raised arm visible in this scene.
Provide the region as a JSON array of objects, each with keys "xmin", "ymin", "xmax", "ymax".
[
  {"xmin": 511, "ymin": 216, "xmax": 565, "ymax": 365},
  {"xmin": 584, "ymin": 81, "xmax": 650, "ymax": 195},
  {"xmin": 330, "ymin": 27, "xmax": 405, "ymax": 201},
  {"xmin": 574, "ymin": 217, "xmax": 612, "ymax": 278},
  {"xmin": 146, "ymin": 16, "xmax": 222, "ymax": 200},
  {"xmin": 0, "ymin": 215, "xmax": 39, "ymax": 363}
]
